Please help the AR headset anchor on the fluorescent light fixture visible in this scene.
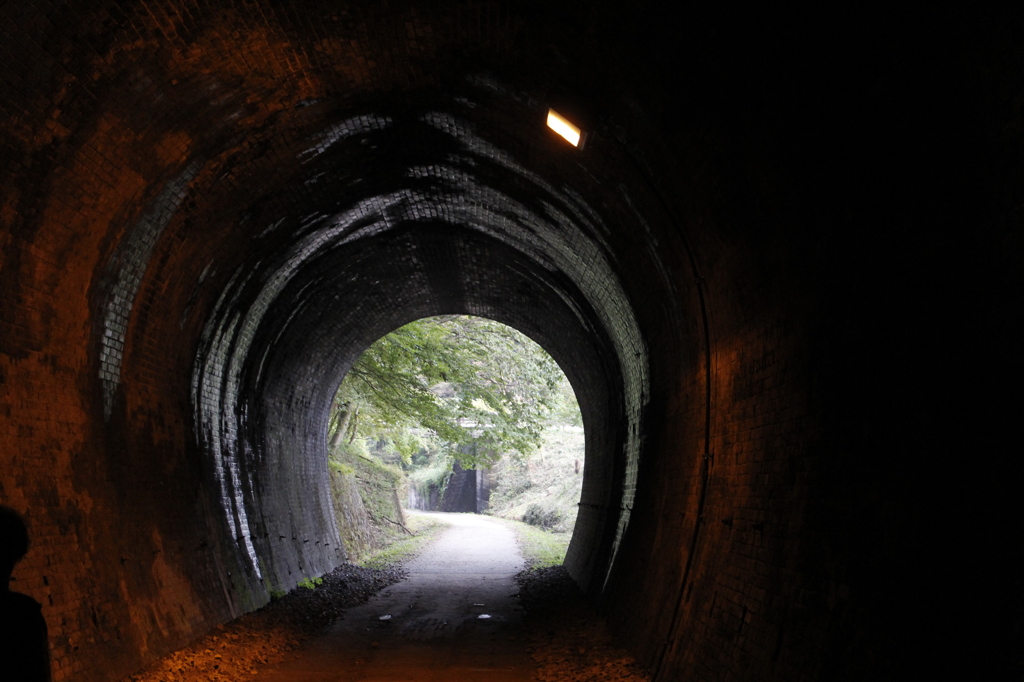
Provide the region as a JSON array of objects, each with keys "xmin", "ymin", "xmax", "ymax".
[{"xmin": 546, "ymin": 108, "xmax": 582, "ymax": 147}]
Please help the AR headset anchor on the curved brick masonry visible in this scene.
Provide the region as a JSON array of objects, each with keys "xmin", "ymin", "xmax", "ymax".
[{"xmin": 0, "ymin": 3, "xmax": 1020, "ymax": 682}]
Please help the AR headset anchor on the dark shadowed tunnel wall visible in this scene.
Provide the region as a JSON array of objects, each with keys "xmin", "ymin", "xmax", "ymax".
[{"xmin": 1, "ymin": 3, "xmax": 1020, "ymax": 681}]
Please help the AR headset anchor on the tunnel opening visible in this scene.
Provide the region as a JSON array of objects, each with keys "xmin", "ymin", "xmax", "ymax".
[
  {"xmin": 323, "ymin": 313, "xmax": 587, "ymax": 561},
  {"xmin": 190, "ymin": 221, "xmax": 645, "ymax": 600},
  {"xmin": 184, "ymin": 86, "xmax": 658, "ymax": 614}
]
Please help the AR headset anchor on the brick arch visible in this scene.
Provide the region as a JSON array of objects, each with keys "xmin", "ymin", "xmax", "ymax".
[{"xmin": 178, "ymin": 89, "xmax": 664, "ymax": 604}]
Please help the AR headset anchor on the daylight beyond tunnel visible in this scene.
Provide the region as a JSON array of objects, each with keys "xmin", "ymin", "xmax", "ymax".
[{"xmin": 2, "ymin": 3, "xmax": 1020, "ymax": 682}]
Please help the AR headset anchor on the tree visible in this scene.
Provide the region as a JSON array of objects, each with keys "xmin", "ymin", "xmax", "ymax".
[{"xmin": 328, "ymin": 315, "xmax": 570, "ymax": 468}]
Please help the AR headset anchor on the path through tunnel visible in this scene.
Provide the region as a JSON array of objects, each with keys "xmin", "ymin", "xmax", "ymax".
[{"xmin": 1, "ymin": 3, "xmax": 1021, "ymax": 682}]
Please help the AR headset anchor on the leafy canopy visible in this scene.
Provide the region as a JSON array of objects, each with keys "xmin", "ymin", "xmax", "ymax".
[{"xmin": 329, "ymin": 315, "xmax": 575, "ymax": 468}]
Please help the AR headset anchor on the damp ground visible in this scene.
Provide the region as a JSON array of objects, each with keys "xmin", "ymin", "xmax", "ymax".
[{"xmin": 123, "ymin": 512, "xmax": 648, "ymax": 682}]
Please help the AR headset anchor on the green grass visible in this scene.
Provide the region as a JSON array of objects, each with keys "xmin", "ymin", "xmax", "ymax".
[
  {"xmin": 492, "ymin": 516, "xmax": 572, "ymax": 569},
  {"xmin": 327, "ymin": 458, "xmax": 355, "ymax": 476},
  {"xmin": 356, "ymin": 513, "xmax": 451, "ymax": 569}
]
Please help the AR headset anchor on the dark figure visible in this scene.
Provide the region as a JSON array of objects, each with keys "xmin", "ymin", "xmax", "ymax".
[{"xmin": 0, "ymin": 506, "xmax": 51, "ymax": 681}]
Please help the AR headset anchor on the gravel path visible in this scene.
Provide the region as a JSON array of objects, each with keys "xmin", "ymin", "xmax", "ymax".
[
  {"xmin": 253, "ymin": 512, "xmax": 533, "ymax": 681},
  {"xmin": 122, "ymin": 512, "xmax": 649, "ymax": 682}
]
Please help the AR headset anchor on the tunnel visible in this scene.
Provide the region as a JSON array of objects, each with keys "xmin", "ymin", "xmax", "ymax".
[{"xmin": 0, "ymin": 3, "xmax": 1020, "ymax": 681}]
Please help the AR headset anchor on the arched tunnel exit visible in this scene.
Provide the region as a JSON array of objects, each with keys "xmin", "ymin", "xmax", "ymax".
[
  {"xmin": 1, "ymin": 3, "xmax": 1020, "ymax": 681},
  {"xmin": 186, "ymin": 106, "xmax": 654, "ymax": 600}
]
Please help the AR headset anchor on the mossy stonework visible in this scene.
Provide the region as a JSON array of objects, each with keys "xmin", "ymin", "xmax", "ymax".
[
  {"xmin": 327, "ymin": 467, "xmax": 370, "ymax": 563},
  {"xmin": 327, "ymin": 445, "xmax": 407, "ymax": 563},
  {"xmin": 0, "ymin": 3, "xmax": 1020, "ymax": 682}
]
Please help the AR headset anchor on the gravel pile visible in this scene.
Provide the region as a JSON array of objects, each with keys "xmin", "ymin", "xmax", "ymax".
[
  {"xmin": 123, "ymin": 563, "xmax": 405, "ymax": 682},
  {"xmin": 263, "ymin": 563, "xmax": 406, "ymax": 632},
  {"xmin": 517, "ymin": 566, "xmax": 651, "ymax": 682}
]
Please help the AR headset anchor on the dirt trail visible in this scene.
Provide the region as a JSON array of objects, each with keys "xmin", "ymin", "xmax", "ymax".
[{"xmin": 252, "ymin": 512, "xmax": 534, "ymax": 681}]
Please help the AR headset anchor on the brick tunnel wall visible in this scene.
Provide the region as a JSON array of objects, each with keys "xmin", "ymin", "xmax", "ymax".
[{"xmin": 1, "ymin": 3, "xmax": 1021, "ymax": 682}]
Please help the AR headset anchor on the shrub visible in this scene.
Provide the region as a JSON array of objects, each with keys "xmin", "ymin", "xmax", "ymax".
[
  {"xmin": 297, "ymin": 577, "xmax": 323, "ymax": 590},
  {"xmin": 522, "ymin": 503, "xmax": 562, "ymax": 529}
]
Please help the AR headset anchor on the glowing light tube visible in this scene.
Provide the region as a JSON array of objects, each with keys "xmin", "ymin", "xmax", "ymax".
[{"xmin": 546, "ymin": 108, "xmax": 582, "ymax": 147}]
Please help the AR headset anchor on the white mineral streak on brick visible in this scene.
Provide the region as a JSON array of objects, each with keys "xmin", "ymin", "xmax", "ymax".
[
  {"xmin": 100, "ymin": 161, "xmax": 201, "ymax": 419},
  {"xmin": 194, "ymin": 220, "xmax": 358, "ymax": 577},
  {"xmin": 194, "ymin": 270, "xmax": 265, "ymax": 579},
  {"xmin": 299, "ymin": 114, "xmax": 391, "ymax": 162},
  {"xmin": 189, "ymin": 114, "xmax": 393, "ymax": 583}
]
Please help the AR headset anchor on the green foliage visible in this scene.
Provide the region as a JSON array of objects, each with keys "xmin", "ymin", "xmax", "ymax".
[
  {"xmin": 548, "ymin": 376, "xmax": 584, "ymax": 428},
  {"xmin": 269, "ymin": 590, "xmax": 286, "ymax": 600},
  {"xmin": 407, "ymin": 452, "xmax": 452, "ymax": 490},
  {"xmin": 329, "ymin": 315, "xmax": 570, "ymax": 469},
  {"xmin": 340, "ymin": 436, "xmax": 371, "ymax": 460},
  {"xmin": 296, "ymin": 577, "xmax": 323, "ymax": 590}
]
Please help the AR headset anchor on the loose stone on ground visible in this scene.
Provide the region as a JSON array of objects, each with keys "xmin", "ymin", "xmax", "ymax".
[{"xmin": 517, "ymin": 566, "xmax": 650, "ymax": 682}]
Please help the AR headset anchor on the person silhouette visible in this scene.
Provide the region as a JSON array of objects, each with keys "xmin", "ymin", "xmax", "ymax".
[{"xmin": 0, "ymin": 506, "xmax": 51, "ymax": 681}]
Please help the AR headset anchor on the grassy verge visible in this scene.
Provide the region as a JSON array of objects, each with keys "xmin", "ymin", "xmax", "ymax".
[
  {"xmin": 487, "ymin": 426, "xmax": 585, "ymax": 535},
  {"xmin": 491, "ymin": 516, "xmax": 572, "ymax": 569},
  {"xmin": 355, "ymin": 512, "xmax": 451, "ymax": 569}
]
